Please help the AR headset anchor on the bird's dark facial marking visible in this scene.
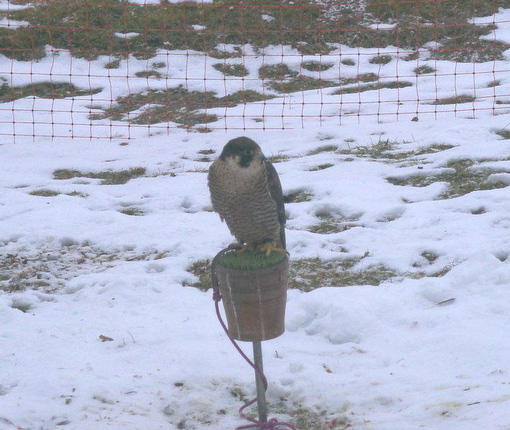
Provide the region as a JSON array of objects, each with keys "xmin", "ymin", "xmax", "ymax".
[
  {"xmin": 239, "ymin": 149, "xmax": 254, "ymax": 167},
  {"xmin": 220, "ymin": 137, "xmax": 262, "ymax": 168}
]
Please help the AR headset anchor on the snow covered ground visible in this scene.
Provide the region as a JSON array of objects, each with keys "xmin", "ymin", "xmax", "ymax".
[{"xmin": 2, "ymin": 3, "xmax": 510, "ymax": 430}]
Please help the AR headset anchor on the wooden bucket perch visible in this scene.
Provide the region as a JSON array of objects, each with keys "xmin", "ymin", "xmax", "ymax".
[{"xmin": 213, "ymin": 251, "xmax": 289, "ymax": 342}]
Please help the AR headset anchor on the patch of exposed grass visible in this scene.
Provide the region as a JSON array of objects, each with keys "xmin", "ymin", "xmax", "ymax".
[
  {"xmin": 402, "ymin": 51, "xmax": 420, "ymax": 61},
  {"xmin": 90, "ymin": 86, "xmax": 221, "ymax": 126},
  {"xmin": 273, "ymin": 402, "xmax": 350, "ymax": 430},
  {"xmin": 259, "ymin": 64, "xmax": 298, "ymax": 80},
  {"xmin": 229, "ymin": 386, "xmax": 247, "ymax": 402},
  {"xmin": 333, "ymin": 80, "xmax": 413, "ymax": 95},
  {"xmin": 412, "ymin": 250, "xmax": 440, "ymax": 267},
  {"xmin": 0, "ymin": 82, "xmax": 102, "ymax": 103},
  {"xmin": 268, "ymin": 76, "xmax": 339, "ymax": 93},
  {"xmin": 297, "ymin": 42, "xmax": 334, "ymax": 55},
  {"xmin": 308, "ymin": 209, "xmax": 360, "ymax": 234},
  {"xmin": 90, "ymin": 86, "xmax": 271, "ymax": 127},
  {"xmin": 185, "ymin": 165, "xmax": 209, "ymax": 172},
  {"xmin": 487, "ymin": 79, "xmax": 501, "ymax": 88},
  {"xmin": 104, "ymin": 59, "xmax": 121, "ymax": 69},
  {"xmin": 66, "ymin": 191, "xmax": 89, "ymax": 198},
  {"xmin": 122, "ymin": 87, "xmax": 219, "ymax": 126},
  {"xmin": 422, "ymin": 250, "xmax": 438, "ymax": 263},
  {"xmin": 53, "ymin": 167, "xmax": 146, "ymax": 185},
  {"xmin": 184, "ymin": 259, "xmax": 212, "ymax": 291},
  {"xmin": 353, "ymin": 138, "xmax": 398, "ymax": 157},
  {"xmin": 0, "ymin": 242, "xmax": 168, "ymax": 293},
  {"xmin": 53, "ymin": 169, "xmax": 85, "ymax": 180},
  {"xmin": 317, "ymin": 133, "xmax": 334, "ymax": 141},
  {"xmin": 308, "ymin": 218, "xmax": 356, "ymax": 234},
  {"xmin": 309, "ymin": 163, "xmax": 334, "ymax": 171},
  {"xmin": 289, "ymin": 255, "xmax": 457, "ymax": 291},
  {"xmin": 342, "ymin": 73, "xmax": 379, "ymax": 84},
  {"xmin": 283, "ymin": 189, "xmax": 313, "ymax": 203},
  {"xmin": 406, "ymin": 263, "xmax": 458, "ymax": 279},
  {"xmin": 339, "ymin": 138, "xmax": 411, "ymax": 161},
  {"xmin": 135, "ymin": 70, "xmax": 162, "ymax": 78},
  {"xmin": 387, "ymin": 158, "xmax": 510, "ymax": 199},
  {"xmin": 266, "ymin": 152, "xmax": 291, "ymax": 163},
  {"xmin": 301, "ymin": 60, "xmax": 334, "ymax": 72},
  {"xmin": 369, "ymin": 54, "xmax": 392, "ymax": 65},
  {"xmin": 341, "ymin": 58, "xmax": 355, "ymax": 66},
  {"xmin": 289, "ymin": 257, "xmax": 397, "ymax": 291},
  {"xmin": 29, "ymin": 189, "xmax": 60, "ymax": 197},
  {"xmin": 414, "ymin": 65, "xmax": 435, "ymax": 75},
  {"xmin": 213, "ymin": 63, "xmax": 249, "ymax": 77},
  {"xmin": 223, "ymin": 90, "xmax": 274, "ymax": 104},
  {"xmin": 494, "ymin": 129, "xmax": 510, "ymax": 139},
  {"xmin": 414, "ymin": 143, "xmax": 455, "ymax": 155},
  {"xmin": 432, "ymin": 95, "xmax": 475, "ymax": 105},
  {"xmin": 149, "ymin": 169, "xmax": 177, "ymax": 178},
  {"xmin": 308, "ymin": 144, "xmax": 338, "ymax": 155},
  {"xmin": 338, "ymin": 140, "xmax": 456, "ymax": 164},
  {"xmin": 119, "ymin": 207, "xmax": 145, "ymax": 216},
  {"xmin": 86, "ymin": 104, "xmax": 103, "ymax": 110},
  {"xmin": 209, "ymin": 48, "xmax": 243, "ymax": 59},
  {"xmin": 427, "ymin": 262, "xmax": 459, "ymax": 278},
  {"xmin": 432, "ymin": 39, "xmax": 507, "ymax": 63}
]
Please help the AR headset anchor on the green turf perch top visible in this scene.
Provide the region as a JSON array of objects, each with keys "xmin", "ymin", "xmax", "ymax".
[{"xmin": 217, "ymin": 249, "xmax": 286, "ymax": 271}]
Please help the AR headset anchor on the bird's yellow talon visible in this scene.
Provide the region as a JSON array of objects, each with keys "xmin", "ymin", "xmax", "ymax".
[{"xmin": 257, "ymin": 242, "xmax": 286, "ymax": 257}]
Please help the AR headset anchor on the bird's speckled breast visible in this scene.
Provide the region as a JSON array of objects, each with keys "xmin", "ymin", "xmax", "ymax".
[{"xmin": 208, "ymin": 159, "xmax": 281, "ymax": 246}]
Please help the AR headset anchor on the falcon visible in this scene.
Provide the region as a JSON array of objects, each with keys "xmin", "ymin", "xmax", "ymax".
[{"xmin": 208, "ymin": 137, "xmax": 286, "ymax": 256}]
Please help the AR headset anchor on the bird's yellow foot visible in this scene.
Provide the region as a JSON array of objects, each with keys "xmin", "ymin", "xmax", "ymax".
[{"xmin": 257, "ymin": 242, "xmax": 286, "ymax": 257}]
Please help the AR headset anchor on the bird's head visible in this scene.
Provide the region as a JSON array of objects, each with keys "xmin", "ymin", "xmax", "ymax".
[{"xmin": 219, "ymin": 137, "xmax": 264, "ymax": 168}]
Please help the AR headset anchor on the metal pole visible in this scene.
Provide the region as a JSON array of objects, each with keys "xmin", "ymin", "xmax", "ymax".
[{"xmin": 252, "ymin": 341, "xmax": 267, "ymax": 423}]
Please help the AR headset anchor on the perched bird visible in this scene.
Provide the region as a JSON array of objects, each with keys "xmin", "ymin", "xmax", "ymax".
[{"xmin": 208, "ymin": 137, "xmax": 286, "ymax": 255}]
